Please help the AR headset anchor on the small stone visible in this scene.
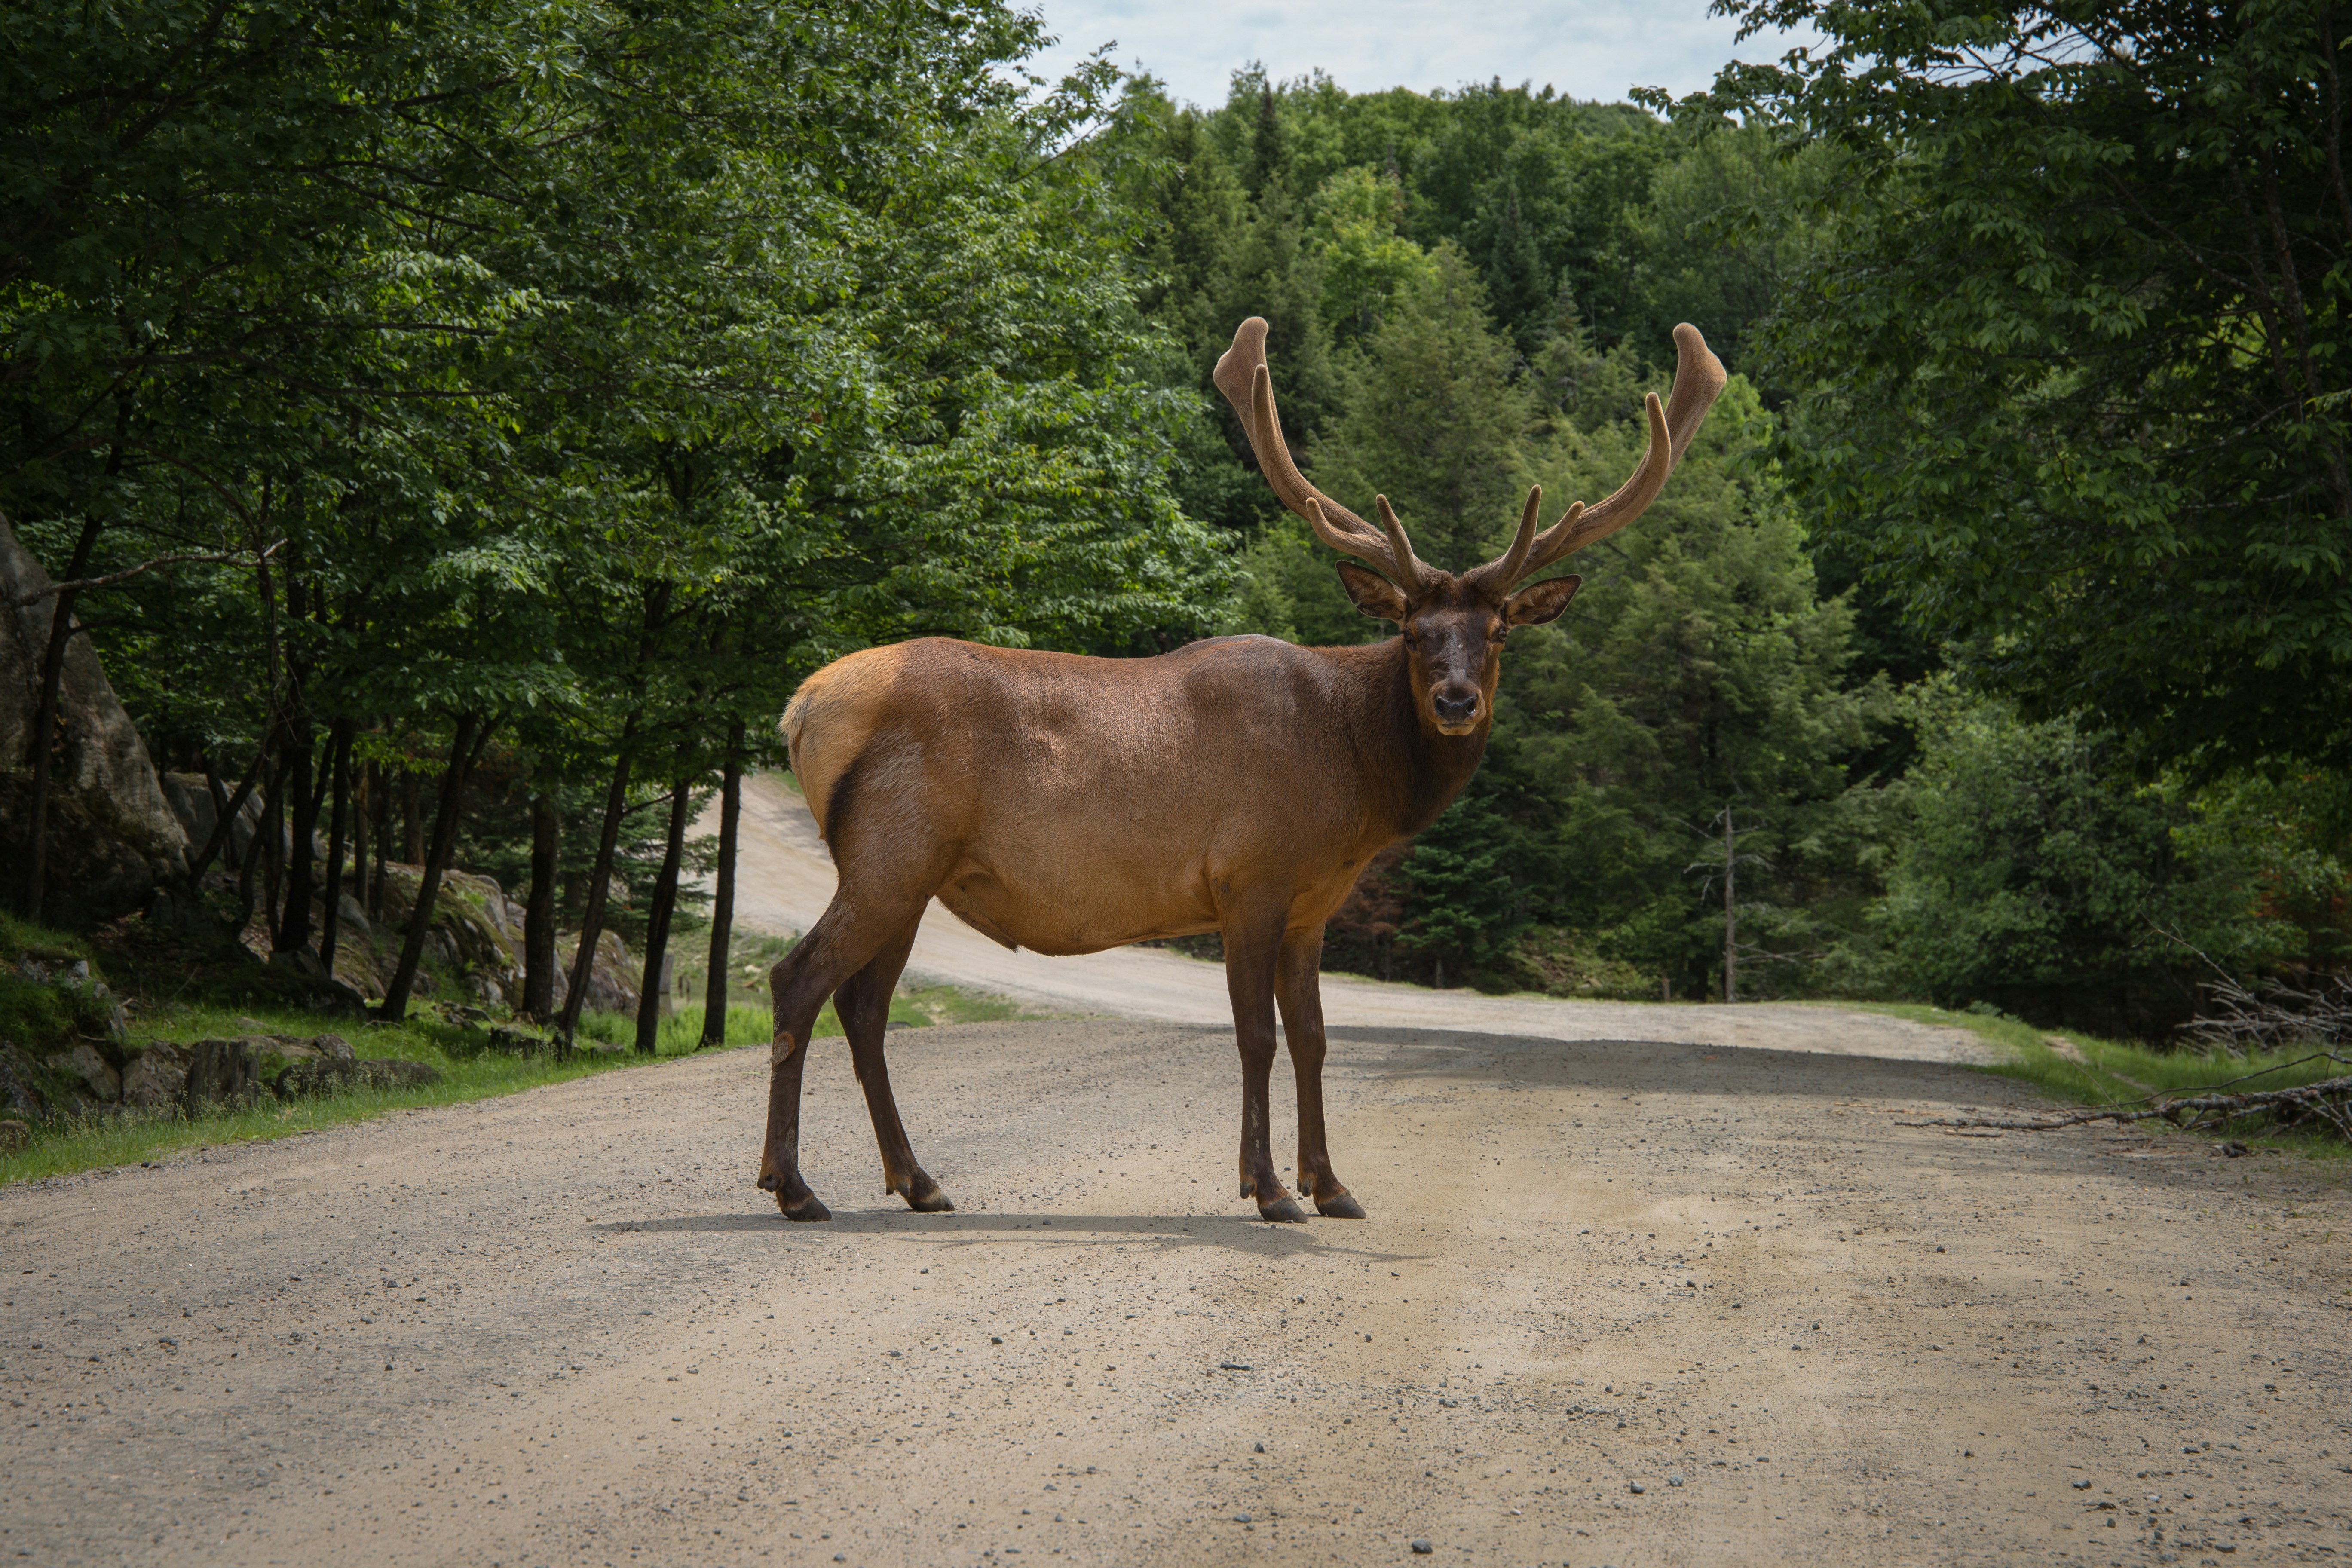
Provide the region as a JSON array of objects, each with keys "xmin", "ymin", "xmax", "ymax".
[
  {"xmin": 1233, "ymin": 1513, "xmax": 1251, "ymax": 1523},
  {"xmin": 1629, "ymin": 1481, "xmax": 1646, "ymax": 1494},
  {"xmin": 2072, "ymin": 1479, "xmax": 2092, "ymax": 1490},
  {"xmin": 1254, "ymin": 1441, "xmax": 1265, "ymax": 1453},
  {"xmin": 991, "ymin": 1335, "xmax": 1003, "ymax": 1344},
  {"xmin": 1666, "ymin": 1472, "xmax": 1685, "ymax": 1487},
  {"xmin": 1410, "ymin": 1541, "xmax": 1433, "ymax": 1555}
]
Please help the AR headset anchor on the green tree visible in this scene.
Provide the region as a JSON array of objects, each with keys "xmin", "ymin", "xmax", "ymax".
[
  {"xmin": 1672, "ymin": 1, "xmax": 2352, "ymax": 772},
  {"xmin": 1874, "ymin": 681, "xmax": 2282, "ymax": 1037}
]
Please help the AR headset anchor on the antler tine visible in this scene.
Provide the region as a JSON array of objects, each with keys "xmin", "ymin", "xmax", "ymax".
[
  {"xmin": 1214, "ymin": 317, "xmax": 1427, "ymax": 589},
  {"xmin": 1473, "ymin": 323, "xmax": 1728, "ymax": 591},
  {"xmin": 1475, "ymin": 486, "xmax": 1545, "ymax": 590},
  {"xmin": 1373, "ymin": 496, "xmax": 1428, "ymax": 590}
]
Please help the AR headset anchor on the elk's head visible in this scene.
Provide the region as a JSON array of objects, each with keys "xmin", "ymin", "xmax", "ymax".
[{"xmin": 1214, "ymin": 316, "xmax": 1727, "ymax": 737}]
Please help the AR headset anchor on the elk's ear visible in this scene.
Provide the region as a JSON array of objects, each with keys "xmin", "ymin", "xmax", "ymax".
[
  {"xmin": 1505, "ymin": 575, "xmax": 1581, "ymax": 626},
  {"xmin": 1335, "ymin": 560, "xmax": 1409, "ymax": 622}
]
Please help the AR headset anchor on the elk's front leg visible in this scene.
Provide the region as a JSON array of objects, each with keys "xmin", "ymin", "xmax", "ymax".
[
  {"xmin": 1275, "ymin": 925, "xmax": 1366, "ymax": 1218},
  {"xmin": 1223, "ymin": 909, "xmax": 1308, "ymax": 1223}
]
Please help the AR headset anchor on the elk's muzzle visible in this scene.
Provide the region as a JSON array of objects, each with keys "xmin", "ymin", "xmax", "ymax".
[{"xmin": 1432, "ymin": 689, "xmax": 1482, "ymax": 730}]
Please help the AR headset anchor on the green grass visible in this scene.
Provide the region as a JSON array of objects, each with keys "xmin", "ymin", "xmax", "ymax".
[
  {"xmin": 1, "ymin": 979, "xmax": 1041, "ymax": 1188},
  {"xmin": 1823, "ymin": 1000, "xmax": 2350, "ymax": 1159}
]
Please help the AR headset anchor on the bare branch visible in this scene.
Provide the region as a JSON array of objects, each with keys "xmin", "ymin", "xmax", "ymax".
[{"xmin": 10, "ymin": 540, "xmax": 284, "ymax": 606}]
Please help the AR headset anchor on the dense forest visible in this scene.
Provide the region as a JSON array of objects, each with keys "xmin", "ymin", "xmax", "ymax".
[{"xmin": 4, "ymin": 0, "xmax": 2347, "ymax": 1044}]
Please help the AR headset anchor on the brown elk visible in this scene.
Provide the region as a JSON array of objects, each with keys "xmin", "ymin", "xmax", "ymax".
[{"xmin": 758, "ymin": 316, "xmax": 1726, "ymax": 1222}]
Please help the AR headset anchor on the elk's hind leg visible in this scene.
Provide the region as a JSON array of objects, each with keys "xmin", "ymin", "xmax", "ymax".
[
  {"xmin": 1276, "ymin": 926, "xmax": 1366, "ymax": 1218},
  {"xmin": 760, "ymin": 895, "xmax": 932, "ymax": 1222},
  {"xmin": 835, "ymin": 917, "xmax": 952, "ymax": 1213}
]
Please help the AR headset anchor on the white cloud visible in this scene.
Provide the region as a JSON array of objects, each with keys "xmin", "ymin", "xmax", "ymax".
[{"xmin": 1020, "ymin": 0, "xmax": 1817, "ymax": 110}]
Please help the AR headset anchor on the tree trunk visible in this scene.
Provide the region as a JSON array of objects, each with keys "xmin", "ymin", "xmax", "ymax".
[
  {"xmin": 523, "ymin": 764, "xmax": 560, "ymax": 1019},
  {"xmin": 370, "ymin": 759, "xmax": 390, "ymax": 917},
  {"xmin": 556, "ymin": 714, "xmax": 640, "ymax": 1042},
  {"xmin": 1721, "ymin": 804, "xmax": 1738, "ymax": 1006},
  {"xmin": 380, "ymin": 714, "xmax": 490, "ymax": 1021},
  {"xmin": 700, "ymin": 724, "xmax": 744, "ymax": 1049},
  {"xmin": 16, "ymin": 511, "xmax": 104, "ymax": 919},
  {"xmin": 318, "ymin": 720, "xmax": 354, "ymax": 977},
  {"xmin": 634, "ymin": 773, "xmax": 693, "ymax": 1056},
  {"xmin": 233, "ymin": 756, "xmax": 277, "ymax": 937},
  {"xmin": 187, "ymin": 743, "xmax": 265, "ymax": 885},
  {"xmin": 274, "ymin": 716, "xmax": 318, "ymax": 956},
  {"xmin": 349, "ymin": 745, "xmax": 370, "ymax": 924},
  {"xmin": 401, "ymin": 770, "xmax": 424, "ymax": 864}
]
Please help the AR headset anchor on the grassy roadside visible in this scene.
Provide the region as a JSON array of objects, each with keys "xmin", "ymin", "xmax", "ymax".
[
  {"xmin": 1824, "ymin": 1000, "xmax": 2349, "ymax": 1161},
  {"xmin": 0, "ymin": 982, "xmax": 1037, "ymax": 1188}
]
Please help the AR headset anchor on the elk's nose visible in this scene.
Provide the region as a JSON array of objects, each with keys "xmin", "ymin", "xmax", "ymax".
[{"xmin": 1432, "ymin": 690, "xmax": 1481, "ymax": 724}]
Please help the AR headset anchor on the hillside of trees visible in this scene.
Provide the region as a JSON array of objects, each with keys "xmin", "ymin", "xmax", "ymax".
[{"xmin": 5, "ymin": 0, "xmax": 2346, "ymax": 1044}]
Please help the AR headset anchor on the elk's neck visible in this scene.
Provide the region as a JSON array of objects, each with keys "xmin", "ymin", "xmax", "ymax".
[{"xmin": 1367, "ymin": 639, "xmax": 1489, "ymax": 839}]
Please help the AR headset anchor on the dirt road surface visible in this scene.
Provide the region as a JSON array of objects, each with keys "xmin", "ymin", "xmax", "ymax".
[
  {"xmin": 6, "ymin": 1019, "xmax": 2349, "ymax": 1566},
  {"xmin": 706, "ymin": 775, "xmax": 1988, "ymax": 1065}
]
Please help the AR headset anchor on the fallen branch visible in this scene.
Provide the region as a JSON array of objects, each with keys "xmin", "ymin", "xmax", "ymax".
[{"xmin": 1900, "ymin": 1073, "xmax": 2352, "ymax": 1139}]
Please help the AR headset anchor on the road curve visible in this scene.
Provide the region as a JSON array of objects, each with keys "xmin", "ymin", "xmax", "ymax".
[{"xmin": 702, "ymin": 774, "xmax": 1988, "ymax": 1065}]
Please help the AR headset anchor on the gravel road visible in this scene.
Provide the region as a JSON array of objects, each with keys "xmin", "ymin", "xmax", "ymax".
[{"xmin": 6, "ymin": 1019, "xmax": 2347, "ymax": 1566}]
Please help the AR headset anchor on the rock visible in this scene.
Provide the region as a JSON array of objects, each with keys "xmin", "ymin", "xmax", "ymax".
[
  {"xmin": 336, "ymin": 892, "xmax": 368, "ymax": 931},
  {"xmin": 0, "ymin": 1118, "xmax": 25, "ymax": 1153},
  {"xmin": 61, "ymin": 1041, "xmax": 119, "ymax": 1102},
  {"xmin": 1629, "ymin": 1481, "xmax": 1646, "ymax": 1494},
  {"xmin": 1410, "ymin": 1540, "xmax": 1433, "ymax": 1555},
  {"xmin": 0, "ymin": 515, "xmax": 190, "ymax": 925},
  {"xmin": 156, "ymin": 771, "xmax": 263, "ymax": 871},
  {"xmin": 1666, "ymin": 1471, "xmax": 1685, "ymax": 1487},
  {"xmin": 0, "ymin": 1044, "xmax": 48, "ymax": 1121},
  {"xmin": 311, "ymin": 1033, "xmax": 356, "ymax": 1061},
  {"xmin": 271, "ymin": 1058, "xmax": 442, "ymax": 1098},
  {"xmin": 121, "ymin": 1045, "xmax": 188, "ymax": 1111},
  {"xmin": 487, "ymin": 1026, "xmax": 550, "ymax": 1058}
]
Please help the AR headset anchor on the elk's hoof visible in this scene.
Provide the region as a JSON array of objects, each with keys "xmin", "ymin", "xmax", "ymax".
[
  {"xmin": 1315, "ymin": 1191, "xmax": 1368, "ymax": 1219},
  {"xmin": 777, "ymin": 1191, "xmax": 832, "ymax": 1222},
  {"xmin": 1257, "ymin": 1194, "xmax": 1311, "ymax": 1224},
  {"xmin": 905, "ymin": 1177, "xmax": 955, "ymax": 1214}
]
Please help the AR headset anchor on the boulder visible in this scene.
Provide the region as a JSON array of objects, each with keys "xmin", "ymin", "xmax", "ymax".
[
  {"xmin": 156, "ymin": 771, "xmax": 263, "ymax": 872},
  {"xmin": 121, "ymin": 1045, "xmax": 188, "ymax": 1111},
  {"xmin": 0, "ymin": 1043, "xmax": 48, "ymax": 1121},
  {"xmin": 61, "ymin": 1041, "xmax": 119, "ymax": 1102},
  {"xmin": 272, "ymin": 1057, "xmax": 442, "ymax": 1097},
  {"xmin": 0, "ymin": 515, "xmax": 189, "ymax": 925},
  {"xmin": 0, "ymin": 1118, "xmax": 25, "ymax": 1153}
]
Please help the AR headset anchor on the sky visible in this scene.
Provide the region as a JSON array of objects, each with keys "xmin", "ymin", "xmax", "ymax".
[{"xmin": 1019, "ymin": 0, "xmax": 1819, "ymax": 110}]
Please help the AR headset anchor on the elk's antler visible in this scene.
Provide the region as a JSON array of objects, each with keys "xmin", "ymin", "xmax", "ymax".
[
  {"xmin": 1214, "ymin": 317, "xmax": 1433, "ymax": 592},
  {"xmin": 1466, "ymin": 322, "xmax": 1728, "ymax": 594}
]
